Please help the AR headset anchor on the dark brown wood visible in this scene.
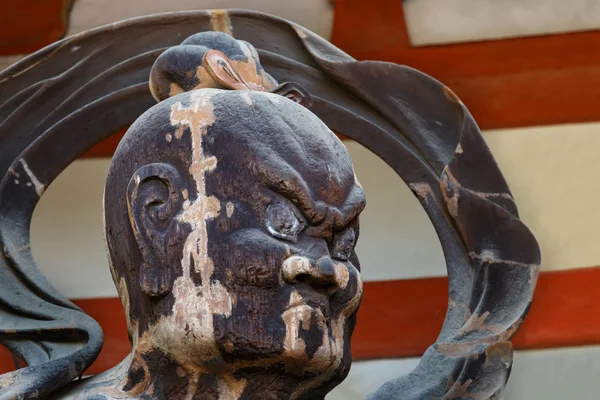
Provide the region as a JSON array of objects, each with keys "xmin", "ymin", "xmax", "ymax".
[{"xmin": 0, "ymin": 10, "xmax": 540, "ymax": 400}]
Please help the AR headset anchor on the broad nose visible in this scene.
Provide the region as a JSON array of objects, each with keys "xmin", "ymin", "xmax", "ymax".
[{"xmin": 282, "ymin": 255, "xmax": 341, "ymax": 295}]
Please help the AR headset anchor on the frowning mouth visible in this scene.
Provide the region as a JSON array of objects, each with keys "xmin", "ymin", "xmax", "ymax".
[{"xmin": 287, "ymin": 286, "xmax": 331, "ymax": 323}]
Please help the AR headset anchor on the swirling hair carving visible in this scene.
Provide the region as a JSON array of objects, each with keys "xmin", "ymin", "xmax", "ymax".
[{"xmin": 0, "ymin": 10, "xmax": 540, "ymax": 400}]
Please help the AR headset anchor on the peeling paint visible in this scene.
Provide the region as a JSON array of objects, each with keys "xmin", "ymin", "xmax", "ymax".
[
  {"xmin": 148, "ymin": 90, "xmax": 234, "ymax": 368},
  {"xmin": 226, "ymin": 201, "xmax": 234, "ymax": 218},
  {"xmin": 293, "ymin": 26, "xmax": 309, "ymax": 40},
  {"xmin": 334, "ymin": 262, "xmax": 350, "ymax": 289},
  {"xmin": 218, "ymin": 375, "xmax": 247, "ymax": 399},
  {"xmin": 19, "ymin": 158, "xmax": 45, "ymax": 196},
  {"xmin": 283, "ymin": 290, "xmax": 311, "ymax": 359},
  {"xmin": 469, "ymin": 250, "xmax": 540, "ymax": 268},
  {"xmin": 240, "ymin": 91, "xmax": 253, "ymax": 106},
  {"xmin": 282, "ymin": 256, "xmax": 312, "ymax": 281},
  {"xmin": 210, "ymin": 10, "xmax": 233, "ymax": 36},
  {"xmin": 409, "ymin": 182, "xmax": 432, "ymax": 199},
  {"xmin": 442, "ymin": 177, "xmax": 460, "ymax": 217}
]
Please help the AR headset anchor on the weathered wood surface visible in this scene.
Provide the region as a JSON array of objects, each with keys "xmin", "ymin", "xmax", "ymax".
[{"xmin": 0, "ymin": 10, "xmax": 540, "ymax": 399}]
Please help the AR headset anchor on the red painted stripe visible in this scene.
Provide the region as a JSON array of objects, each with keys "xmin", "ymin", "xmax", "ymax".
[
  {"xmin": 332, "ymin": 0, "xmax": 600, "ymax": 130},
  {"xmin": 0, "ymin": 0, "xmax": 72, "ymax": 55},
  {"xmin": 2, "ymin": 266, "xmax": 600, "ymax": 374}
]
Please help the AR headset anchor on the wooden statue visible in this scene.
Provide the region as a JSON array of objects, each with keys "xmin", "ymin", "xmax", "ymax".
[{"xmin": 0, "ymin": 10, "xmax": 540, "ymax": 400}]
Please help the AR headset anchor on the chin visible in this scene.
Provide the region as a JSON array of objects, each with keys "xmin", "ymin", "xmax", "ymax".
[{"xmin": 282, "ymin": 330, "xmax": 348, "ymax": 376}]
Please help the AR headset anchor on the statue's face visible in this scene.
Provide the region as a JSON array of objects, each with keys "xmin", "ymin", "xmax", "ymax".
[{"xmin": 127, "ymin": 89, "xmax": 364, "ymax": 394}]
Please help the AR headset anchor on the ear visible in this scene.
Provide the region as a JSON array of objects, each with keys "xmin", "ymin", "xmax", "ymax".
[
  {"xmin": 127, "ymin": 163, "xmax": 186, "ymax": 298},
  {"xmin": 271, "ymin": 82, "xmax": 313, "ymax": 107}
]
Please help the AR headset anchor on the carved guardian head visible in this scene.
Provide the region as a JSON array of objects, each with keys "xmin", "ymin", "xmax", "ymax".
[{"xmin": 103, "ymin": 86, "xmax": 365, "ymax": 395}]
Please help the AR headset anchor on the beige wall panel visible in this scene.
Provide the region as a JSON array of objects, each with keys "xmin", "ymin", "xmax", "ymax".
[
  {"xmin": 404, "ymin": 0, "xmax": 600, "ymax": 45},
  {"xmin": 0, "ymin": 55, "xmax": 24, "ymax": 72},
  {"xmin": 484, "ymin": 123, "xmax": 600, "ymax": 272},
  {"xmin": 328, "ymin": 346, "xmax": 600, "ymax": 399},
  {"xmin": 69, "ymin": 0, "xmax": 335, "ymax": 39}
]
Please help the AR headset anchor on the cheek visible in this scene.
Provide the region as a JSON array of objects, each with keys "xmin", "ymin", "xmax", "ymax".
[
  {"xmin": 209, "ymin": 229, "xmax": 293, "ymax": 360},
  {"xmin": 331, "ymin": 261, "xmax": 363, "ymax": 317},
  {"xmin": 210, "ymin": 228, "xmax": 289, "ymax": 287}
]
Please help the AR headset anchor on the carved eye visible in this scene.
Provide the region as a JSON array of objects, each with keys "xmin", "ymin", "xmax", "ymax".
[
  {"xmin": 266, "ymin": 203, "xmax": 304, "ymax": 242},
  {"xmin": 331, "ymin": 227, "xmax": 356, "ymax": 261}
]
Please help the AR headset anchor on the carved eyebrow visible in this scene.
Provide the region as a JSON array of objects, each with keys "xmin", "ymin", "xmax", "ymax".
[
  {"xmin": 253, "ymin": 155, "xmax": 320, "ymax": 222},
  {"xmin": 253, "ymin": 152, "xmax": 365, "ymax": 227},
  {"xmin": 333, "ymin": 185, "xmax": 366, "ymax": 230}
]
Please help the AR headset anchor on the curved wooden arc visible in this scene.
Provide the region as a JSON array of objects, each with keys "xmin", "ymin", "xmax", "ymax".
[{"xmin": 0, "ymin": 10, "xmax": 540, "ymax": 399}]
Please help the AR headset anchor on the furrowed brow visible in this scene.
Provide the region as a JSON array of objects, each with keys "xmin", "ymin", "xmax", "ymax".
[
  {"xmin": 255, "ymin": 156, "xmax": 320, "ymax": 223},
  {"xmin": 334, "ymin": 185, "xmax": 366, "ymax": 230}
]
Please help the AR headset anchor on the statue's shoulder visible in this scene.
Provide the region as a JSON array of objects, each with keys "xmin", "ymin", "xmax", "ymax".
[
  {"xmin": 51, "ymin": 358, "xmax": 138, "ymax": 400},
  {"xmin": 51, "ymin": 380, "xmax": 137, "ymax": 400}
]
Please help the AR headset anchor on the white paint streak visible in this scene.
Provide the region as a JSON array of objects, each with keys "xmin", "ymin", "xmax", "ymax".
[
  {"xmin": 469, "ymin": 250, "xmax": 540, "ymax": 269},
  {"xmin": 283, "ymin": 290, "xmax": 311, "ymax": 357},
  {"xmin": 240, "ymin": 91, "xmax": 253, "ymax": 106},
  {"xmin": 226, "ymin": 202, "xmax": 234, "ymax": 218},
  {"xmin": 149, "ymin": 89, "xmax": 233, "ymax": 366},
  {"xmin": 291, "ymin": 266, "xmax": 363, "ymax": 399},
  {"xmin": 209, "ymin": 9, "xmax": 233, "ymax": 35},
  {"xmin": 19, "ymin": 158, "xmax": 45, "ymax": 196}
]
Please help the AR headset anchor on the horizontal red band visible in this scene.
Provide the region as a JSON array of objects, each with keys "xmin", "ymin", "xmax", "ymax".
[
  {"xmin": 0, "ymin": 0, "xmax": 70, "ymax": 55},
  {"xmin": 2, "ymin": 266, "xmax": 600, "ymax": 374},
  {"xmin": 332, "ymin": 0, "xmax": 600, "ymax": 130}
]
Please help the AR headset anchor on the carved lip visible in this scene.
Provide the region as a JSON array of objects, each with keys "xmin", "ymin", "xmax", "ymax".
[{"xmin": 287, "ymin": 287, "xmax": 331, "ymax": 322}]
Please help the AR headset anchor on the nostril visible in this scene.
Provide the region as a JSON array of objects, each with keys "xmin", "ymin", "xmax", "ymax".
[
  {"xmin": 281, "ymin": 255, "xmax": 341, "ymax": 295},
  {"xmin": 316, "ymin": 256, "xmax": 336, "ymax": 279},
  {"xmin": 316, "ymin": 256, "xmax": 341, "ymax": 295}
]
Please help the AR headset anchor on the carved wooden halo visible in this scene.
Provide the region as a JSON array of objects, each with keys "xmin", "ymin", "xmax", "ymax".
[{"xmin": 0, "ymin": 9, "xmax": 541, "ymax": 399}]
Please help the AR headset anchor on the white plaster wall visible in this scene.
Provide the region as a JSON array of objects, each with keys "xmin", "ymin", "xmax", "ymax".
[
  {"xmin": 328, "ymin": 346, "xmax": 600, "ymax": 399},
  {"xmin": 485, "ymin": 122, "xmax": 600, "ymax": 272},
  {"xmin": 68, "ymin": 0, "xmax": 334, "ymax": 39},
  {"xmin": 31, "ymin": 159, "xmax": 115, "ymax": 298},
  {"xmin": 1, "ymin": 1, "xmax": 333, "ymax": 73},
  {"xmin": 404, "ymin": 0, "xmax": 600, "ymax": 45}
]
